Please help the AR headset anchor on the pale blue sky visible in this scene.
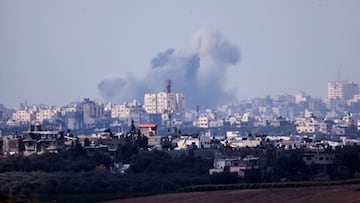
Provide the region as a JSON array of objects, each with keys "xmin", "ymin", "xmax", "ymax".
[{"xmin": 1, "ymin": 0, "xmax": 360, "ymax": 108}]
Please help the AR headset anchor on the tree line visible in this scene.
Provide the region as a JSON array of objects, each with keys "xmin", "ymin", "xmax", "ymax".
[{"xmin": 0, "ymin": 142, "xmax": 360, "ymax": 202}]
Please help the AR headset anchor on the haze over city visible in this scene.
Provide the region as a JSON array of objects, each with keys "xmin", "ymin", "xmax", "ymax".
[{"xmin": 1, "ymin": 0, "xmax": 360, "ymax": 108}]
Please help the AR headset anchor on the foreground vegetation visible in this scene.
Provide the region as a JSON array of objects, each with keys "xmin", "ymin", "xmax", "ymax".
[
  {"xmin": 0, "ymin": 143, "xmax": 212, "ymax": 202},
  {"xmin": 178, "ymin": 178, "xmax": 360, "ymax": 192},
  {"xmin": 0, "ymin": 191, "xmax": 41, "ymax": 203},
  {"xmin": 0, "ymin": 143, "xmax": 360, "ymax": 202}
]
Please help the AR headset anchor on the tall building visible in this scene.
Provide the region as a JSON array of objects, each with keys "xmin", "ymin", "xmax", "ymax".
[
  {"xmin": 143, "ymin": 92, "xmax": 185, "ymax": 121},
  {"xmin": 111, "ymin": 100, "xmax": 148, "ymax": 126},
  {"xmin": 295, "ymin": 92, "xmax": 307, "ymax": 104},
  {"xmin": 327, "ymin": 81, "xmax": 359, "ymax": 101},
  {"xmin": 82, "ymin": 98, "xmax": 104, "ymax": 125}
]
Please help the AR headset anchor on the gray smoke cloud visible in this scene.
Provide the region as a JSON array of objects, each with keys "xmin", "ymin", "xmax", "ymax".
[
  {"xmin": 98, "ymin": 28, "xmax": 240, "ymax": 109},
  {"xmin": 97, "ymin": 73, "xmax": 147, "ymax": 103}
]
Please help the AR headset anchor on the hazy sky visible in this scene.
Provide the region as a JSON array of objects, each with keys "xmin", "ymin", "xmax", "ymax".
[{"xmin": 1, "ymin": 0, "xmax": 360, "ymax": 108}]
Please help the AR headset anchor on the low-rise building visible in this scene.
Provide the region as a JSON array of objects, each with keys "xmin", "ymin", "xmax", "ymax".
[
  {"xmin": 194, "ymin": 116, "xmax": 209, "ymax": 128},
  {"xmin": 302, "ymin": 153, "xmax": 335, "ymax": 166},
  {"xmin": 22, "ymin": 124, "xmax": 65, "ymax": 156},
  {"xmin": 138, "ymin": 123, "xmax": 161, "ymax": 147},
  {"xmin": 209, "ymin": 156, "xmax": 259, "ymax": 177},
  {"xmin": 78, "ymin": 129, "xmax": 124, "ymax": 152},
  {"xmin": 2, "ymin": 135, "xmax": 23, "ymax": 156},
  {"xmin": 296, "ymin": 116, "xmax": 327, "ymax": 134},
  {"xmin": 175, "ymin": 135, "xmax": 200, "ymax": 150}
]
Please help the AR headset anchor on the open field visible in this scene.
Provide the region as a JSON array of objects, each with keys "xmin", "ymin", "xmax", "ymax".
[{"xmin": 105, "ymin": 184, "xmax": 360, "ymax": 203}]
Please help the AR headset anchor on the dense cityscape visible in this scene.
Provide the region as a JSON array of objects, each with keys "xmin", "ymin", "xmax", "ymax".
[
  {"xmin": 2, "ymin": 0, "xmax": 360, "ymax": 202},
  {"xmin": 2, "ymin": 80, "xmax": 360, "ymax": 138},
  {"xmin": 1, "ymin": 79, "xmax": 360, "ymax": 202}
]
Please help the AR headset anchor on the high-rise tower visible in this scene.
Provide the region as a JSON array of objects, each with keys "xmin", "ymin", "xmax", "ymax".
[
  {"xmin": 143, "ymin": 80, "xmax": 185, "ymax": 122},
  {"xmin": 327, "ymin": 81, "xmax": 359, "ymax": 101}
]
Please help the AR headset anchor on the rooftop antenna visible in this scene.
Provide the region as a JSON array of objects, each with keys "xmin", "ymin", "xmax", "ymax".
[
  {"xmin": 166, "ymin": 79, "xmax": 172, "ymax": 94},
  {"xmin": 165, "ymin": 79, "xmax": 172, "ymax": 134},
  {"xmin": 338, "ymin": 68, "xmax": 341, "ymax": 81},
  {"xmin": 196, "ymin": 105, "xmax": 199, "ymax": 120},
  {"xmin": 196, "ymin": 105, "xmax": 200, "ymax": 128}
]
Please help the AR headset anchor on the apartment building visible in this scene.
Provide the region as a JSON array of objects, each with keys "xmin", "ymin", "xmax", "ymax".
[
  {"xmin": 111, "ymin": 100, "xmax": 142, "ymax": 118},
  {"xmin": 36, "ymin": 109, "xmax": 58, "ymax": 123},
  {"xmin": 82, "ymin": 98, "xmax": 104, "ymax": 125},
  {"xmin": 143, "ymin": 92, "xmax": 185, "ymax": 121},
  {"xmin": 328, "ymin": 81, "xmax": 359, "ymax": 101},
  {"xmin": 295, "ymin": 116, "xmax": 328, "ymax": 134},
  {"xmin": 12, "ymin": 110, "xmax": 35, "ymax": 124},
  {"xmin": 195, "ymin": 115, "xmax": 209, "ymax": 128},
  {"xmin": 111, "ymin": 100, "xmax": 148, "ymax": 126},
  {"xmin": 295, "ymin": 91, "xmax": 308, "ymax": 104},
  {"xmin": 22, "ymin": 124, "xmax": 65, "ymax": 156}
]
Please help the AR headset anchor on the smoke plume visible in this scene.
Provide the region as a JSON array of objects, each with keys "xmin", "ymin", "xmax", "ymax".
[
  {"xmin": 98, "ymin": 28, "xmax": 240, "ymax": 109},
  {"xmin": 98, "ymin": 74, "xmax": 146, "ymax": 103}
]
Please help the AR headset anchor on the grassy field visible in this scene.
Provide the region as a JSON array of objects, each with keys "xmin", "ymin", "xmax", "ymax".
[{"xmin": 104, "ymin": 184, "xmax": 360, "ymax": 203}]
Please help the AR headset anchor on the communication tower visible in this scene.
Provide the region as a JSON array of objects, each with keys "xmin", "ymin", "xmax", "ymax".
[{"xmin": 165, "ymin": 80, "xmax": 172, "ymax": 133}]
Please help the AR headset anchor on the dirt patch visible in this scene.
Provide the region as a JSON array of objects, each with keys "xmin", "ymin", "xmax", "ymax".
[{"xmin": 104, "ymin": 184, "xmax": 360, "ymax": 203}]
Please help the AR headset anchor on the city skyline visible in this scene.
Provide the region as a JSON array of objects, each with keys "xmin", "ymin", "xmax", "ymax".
[
  {"xmin": 2, "ymin": 79, "xmax": 360, "ymax": 110},
  {"xmin": 1, "ymin": 1, "xmax": 360, "ymax": 108}
]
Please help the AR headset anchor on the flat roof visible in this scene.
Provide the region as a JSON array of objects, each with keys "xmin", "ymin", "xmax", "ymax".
[{"xmin": 138, "ymin": 124, "xmax": 157, "ymax": 128}]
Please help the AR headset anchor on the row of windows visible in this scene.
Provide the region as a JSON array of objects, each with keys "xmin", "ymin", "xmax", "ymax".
[{"xmin": 305, "ymin": 156, "xmax": 333, "ymax": 161}]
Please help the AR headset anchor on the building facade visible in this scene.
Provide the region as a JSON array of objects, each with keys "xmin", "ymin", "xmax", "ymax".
[
  {"xmin": 82, "ymin": 98, "xmax": 104, "ymax": 126},
  {"xmin": 36, "ymin": 109, "xmax": 58, "ymax": 123},
  {"xmin": 328, "ymin": 81, "xmax": 359, "ymax": 101},
  {"xmin": 12, "ymin": 110, "xmax": 35, "ymax": 124},
  {"xmin": 143, "ymin": 92, "xmax": 185, "ymax": 121},
  {"xmin": 111, "ymin": 100, "xmax": 148, "ymax": 126}
]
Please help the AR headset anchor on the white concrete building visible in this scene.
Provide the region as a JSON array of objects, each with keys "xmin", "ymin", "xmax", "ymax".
[
  {"xmin": 36, "ymin": 109, "xmax": 58, "ymax": 123},
  {"xmin": 296, "ymin": 116, "xmax": 328, "ymax": 134},
  {"xmin": 111, "ymin": 100, "xmax": 142, "ymax": 118},
  {"xmin": 111, "ymin": 100, "xmax": 148, "ymax": 126},
  {"xmin": 194, "ymin": 115, "xmax": 209, "ymax": 128},
  {"xmin": 209, "ymin": 156, "xmax": 259, "ymax": 176},
  {"xmin": 143, "ymin": 92, "xmax": 185, "ymax": 121},
  {"xmin": 209, "ymin": 119, "xmax": 224, "ymax": 128},
  {"xmin": 175, "ymin": 135, "xmax": 200, "ymax": 150},
  {"xmin": 328, "ymin": 81, "xmax": 359, "ymax": 101},
  {"xmin": 347, "ymin": 94, "xmax": 360, "ymax": 104},
  {"xmin": 174, "ymin": 132, "xmax": 213, "ymax": 150},
  {"xmin": 12, "ymin": 110, "xmax": 35, "ymax": 124},
  {"xmin": 295, "ymin": 91, "xmax": 307, "ymax": 104}
]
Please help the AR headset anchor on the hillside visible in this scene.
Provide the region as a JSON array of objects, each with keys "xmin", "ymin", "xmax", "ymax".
[{"xmin": 105, "ymin": 184, "xmax": 360, "ymax": 203}]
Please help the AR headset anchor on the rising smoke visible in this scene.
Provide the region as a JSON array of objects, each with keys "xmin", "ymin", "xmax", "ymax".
[
  {"xmin": 97, "ymin": 73, "xmax": 146, "ymax": 103},
  {"xmin": 98, "ymin": 28, "xmax": 240, "ymax": 109}
]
